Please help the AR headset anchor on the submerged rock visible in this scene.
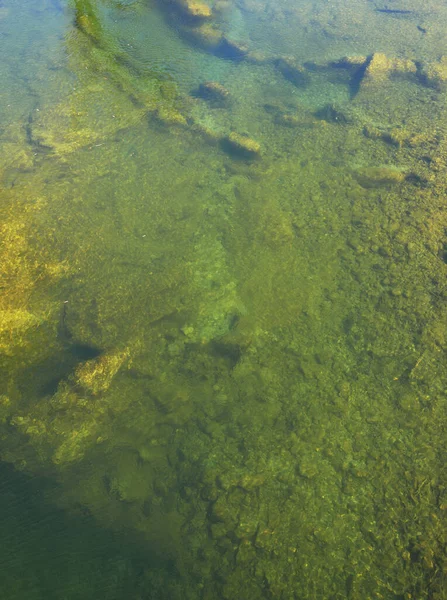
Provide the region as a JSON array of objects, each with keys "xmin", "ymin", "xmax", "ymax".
[
  {"xmin": 175, "ymin": 0, "xmax": 212, "ymax": 19},
  {"xmin": 190, "ymin": 122, "xmax": 221, "ymax": 144},
  {"xmin": 75, "ymin": 348, "xmax": 131, "ymax": 396},
  {"xmin": 353, "ymin": 166, "xmax": 406, "ymax": 188},
  {"xmin": 154, "ymin": 106, "xmax": 187, "ymax": 126},
  {"xmin": 276, "ymin": 113, "xmax": 303, "ymax": 127},
  {"xmin": 363, "ymin": 125, "xmax": 412, "ymax": 148},
  {"xmin": 361, "ymin": 52, "xmax": 417, "ymax": 85},
  {"xmin": 223, "ymin": 132, "xmax": 261, "ymax": 158},
  {"xmin": 245, "ymin": 50, "xmax": 269, "ymax": 65},
  {"xmin": 329, "ymin": 55, "xmax": 369, "ymax": 90},
  {"xmin": 330, "ymin": 55, "xmax": 368, "ymax": 71},
  {"xmin": 217, "ymin": 37, "xmax": 249, "ymax": 60},
  {"xmin": 275, "ymin": 57, "xmax": 310, "ymax": 87},
  {"xmin": 197, "ymin": 81, "xmax": 230, "ymax": 107},
  {"xmin": 305, "ymin": 55, "xmax": 368, "ymax": 83},
  {"xmin": 184, "ymin": 22, "xmax": 223, "ymax": 50},
  {"xmin": 420, "ymin": 57, "xmax": 447, "ymax": 90},
  {"xmin": 314, "ymin": 104, "xmax": 350, "ymax": 124}
]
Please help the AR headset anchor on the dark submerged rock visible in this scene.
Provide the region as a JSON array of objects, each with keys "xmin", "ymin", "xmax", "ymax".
[
  {"xmin": 196, "ymin": 81, "xmax": 230, "ymax": 107},
  {"xmin": 275, "ymin": 57, "xmax": 311, "ymax": 88}
]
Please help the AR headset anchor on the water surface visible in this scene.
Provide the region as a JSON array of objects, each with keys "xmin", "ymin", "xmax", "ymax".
[{"xmin": 2, "ymin": 0, "xmax": 447, "ymax": 597}]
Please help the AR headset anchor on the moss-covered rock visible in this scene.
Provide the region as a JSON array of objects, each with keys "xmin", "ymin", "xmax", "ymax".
[
  {"xmin": 197, "ymin": 81, "xmax": 230, "ymax": 107},
  {"xmin": 75, "ymin": 348, "xmax": 131, "ymax": 395},
  {"xmin": 183, "ymin": 22, "xmax": 223, "ymax": 49},
  {"xmin": 353, "ymin": 166, "xmax": 407, "ymax": 188},
  {"xmin": 155, "ymin": 105, "xmax": 188, "ymax": 126},
  {"xmin": 223, "ymin": 132, "xmax": 261, "ymax": 158},
  {"xmin": 420, "ymin": 57, "xmax": 447, "ymax": 89},
  {"xmin": 175, "ymin": 0, "xmax": 212, "ymax": 19},
  {"xmin": 363, "ymin": 124, "xmax": 412, "ymax": 147},
  {"xmin": 361, "ymin": 52, "xmax": 417, "ymax": 86},
  {"xmin": 218, "ymin": 37, "xmax": 249, "ymax": 60}
]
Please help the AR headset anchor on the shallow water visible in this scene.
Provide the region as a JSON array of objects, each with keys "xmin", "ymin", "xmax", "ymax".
[{"xmin": 2, "ymin": 0, "xmax": 447, "ymax": 598}]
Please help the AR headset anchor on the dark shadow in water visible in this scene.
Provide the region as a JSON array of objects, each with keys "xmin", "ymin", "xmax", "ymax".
[
  {"xmin": 348, "ymin": 56, "xmax": 371, "ymax": 99},
  {"xmin": 214, "ymin": 38, "xmax": 247, "ymax": 61},
  {"xmin": 29, "ymin": 300, "xmax": 104, "ymax": 398},
  {"xmin": 211, "ymin": 341, "xmax": 242, "ymax": 369},
  {"xmin": 21, "ymin": 339, "xmax": 103, "ymax": 400},
  {"xmin": 0, "ymin": 461, "xmax": 186, "ymax": 599},
  {"xmin": 68, "ymin": 341, "xmax": 102, "ymax": 361},
  {"xmin": 314, "ymin": 104, "xmax": 350, "ymax": 123},
  {"xmin": 0, "ymin": 463, "xmax": 144, "ymax": 599}
]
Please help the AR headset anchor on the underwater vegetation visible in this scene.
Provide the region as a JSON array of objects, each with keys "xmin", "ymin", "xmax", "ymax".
[{"xmin": 3, "ymin": 0, "xmax": 447, "ymax": 598}]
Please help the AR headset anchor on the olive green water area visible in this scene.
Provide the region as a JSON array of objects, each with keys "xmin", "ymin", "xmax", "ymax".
[{"xmin": 3, "ymin": 0, "xmax": 447, "ymax": 597}]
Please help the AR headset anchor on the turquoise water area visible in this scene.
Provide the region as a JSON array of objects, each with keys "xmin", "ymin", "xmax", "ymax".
[{"xmin": 2, "ymin": 0, "xmax": 447, "ymax": 598}]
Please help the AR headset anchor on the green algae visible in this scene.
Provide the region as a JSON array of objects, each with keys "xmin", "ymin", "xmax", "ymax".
[{"xmin": 3, "ymin": 0, "xmax": 447, "ymax": 598}]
